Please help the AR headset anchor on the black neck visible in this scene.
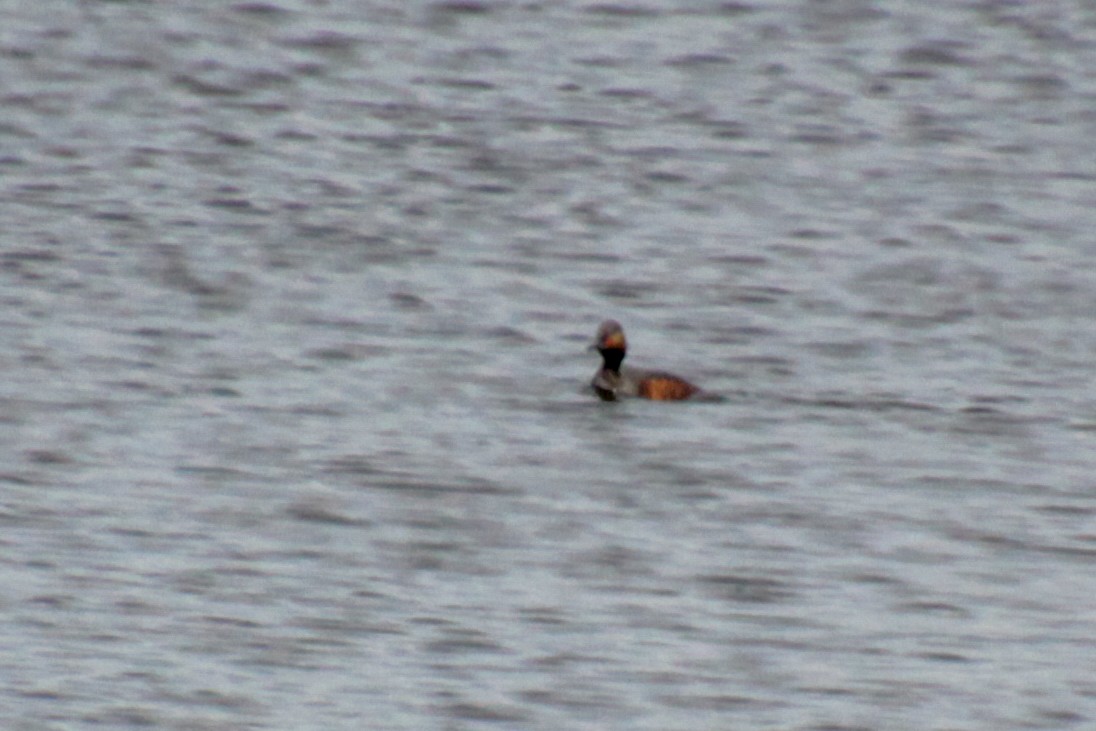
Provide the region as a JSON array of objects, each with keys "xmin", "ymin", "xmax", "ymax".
[{"xmin": 599, "ymin": 347, "xmax": 625, "ymax": 373}]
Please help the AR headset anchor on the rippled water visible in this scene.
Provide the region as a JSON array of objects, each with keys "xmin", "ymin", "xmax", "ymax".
[{"xmin": 3, "ymin": 1, "xmax": 1096, "ymax": 729}]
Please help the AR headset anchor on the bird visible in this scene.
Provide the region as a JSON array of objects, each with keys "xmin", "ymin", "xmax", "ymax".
[{"xmin": 590, "ymin": 319, "xmax": 702, "ymax": 401}]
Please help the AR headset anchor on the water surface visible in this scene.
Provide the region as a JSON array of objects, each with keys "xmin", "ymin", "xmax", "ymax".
[{"xmin": 2, "ymin": 2, "xmax": 1095, "ymax": 729}]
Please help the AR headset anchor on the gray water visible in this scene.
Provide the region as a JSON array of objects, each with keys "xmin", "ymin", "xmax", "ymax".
[{"xmin": 2, "ymin": 1, "xmax": 1096, "ymax": 729}]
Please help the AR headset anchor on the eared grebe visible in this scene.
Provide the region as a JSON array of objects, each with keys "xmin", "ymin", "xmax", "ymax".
[{"xmin": 590, "ymin": 320, "xmax": 701, "ymax": 401}]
